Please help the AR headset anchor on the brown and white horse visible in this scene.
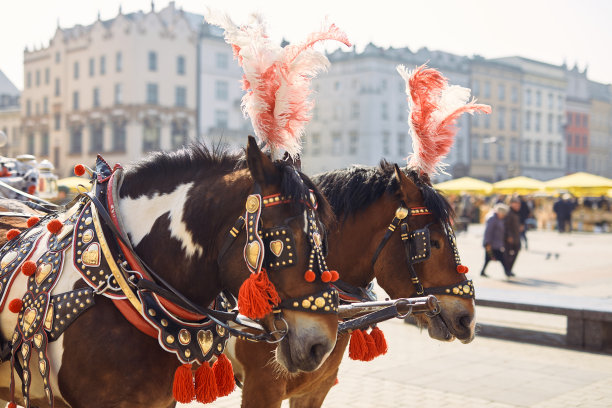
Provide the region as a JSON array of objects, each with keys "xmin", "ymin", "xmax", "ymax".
[
  {"xmin": 0, "ymin": 137, "xmax": 337, "ymax": 407},
  {"xmin": 227, "ymin": 162, "xmax": 476, "ymax": 407}
]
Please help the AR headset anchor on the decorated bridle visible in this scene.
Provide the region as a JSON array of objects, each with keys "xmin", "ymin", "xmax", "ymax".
[{"xmin": 371, "ymin": 203, "xmax": 474, "ymax": 302}]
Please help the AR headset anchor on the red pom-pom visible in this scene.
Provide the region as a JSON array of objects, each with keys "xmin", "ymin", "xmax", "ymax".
[
  {"xmin": 74, "ymin": 164, "xmax": 86, "ymax": 176},
  {"xmin": 8, "ymin": 299, "xmax": 23, "ymax": 313},
  {"xmin": 238, "ymin": 269, "xmax": 281, "ymax": 320},
  {"xmin": 27, "ymin": 216, "xmax": 40, "ymax": 228},
  {"xmin": 321, "ymin": 270, "xmax": 332, "ymax": 283},
  {"xmin": 304, "ymin": 270, "xmax": 316, "ymax": 282},
  {"xmin": 457, "ymin": 265, "xmax": 469, "ymax": 274},
  {"xmin": 348, "ymin": 329, "xmax": 368, "ymax": 361},
  {"xmin": 47, "ymin": 219, "xmax": 63, "ymax": 234},
  {"xmin": 21, "ymin": 260, "xmax": 37, "ymax": 276},
  {"xmin": 362, "ymin": 331, "xmax": 378, "ymax": 361},
  {"xmin": 6, "ymin": 229, "xmax": 20, "ymax": 241},
  {"xmin": 212, "ymin": 354, "xmax": 235, "ymax": 397},
  {"xmin": 370, "ymin": 326, "xmax": 388, "ymax": 356},
  {"xmin": 172, "ymin": 364, "xmax": 195, "ymax": 403},
  {"xmin": 195, "ymin": 362, "xmax": 218, "ymax": 404},
  {"xmin": 330, "ymin": 270, "xmax": 340, "ymax": 282},
  {"xmin": 8, "ymin": 403, "xmax": 17, "ymax": 408},
  {"xmin": 27, "ymin": 185, "xmax": 36, "ymax": 195}
]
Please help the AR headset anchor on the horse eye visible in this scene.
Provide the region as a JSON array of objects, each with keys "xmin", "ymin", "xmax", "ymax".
[{"xmin": 431, "ymin": 240, "xmax": 440, "ymax": 249}]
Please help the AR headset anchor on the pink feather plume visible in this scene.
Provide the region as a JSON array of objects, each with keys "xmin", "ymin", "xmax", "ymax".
[
  {"xmin": 205, "ymin": 11, "xmax": 351, "ymax": 158},
  {"xmin": 397, "ymin": 64, "xmax": 492, "ymax": 175}
]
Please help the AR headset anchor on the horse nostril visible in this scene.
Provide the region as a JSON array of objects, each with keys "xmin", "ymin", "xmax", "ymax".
[
  {"xmin": 458, "ymin": 314, "xmax": 473, "ymax": 329},
  {"xmin": 309, "ymin": 341, "xmax": 328, "ymax": 365}
]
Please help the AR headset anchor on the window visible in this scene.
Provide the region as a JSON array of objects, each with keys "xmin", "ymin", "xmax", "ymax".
[
  {"xmin": 497, "ymin": 138, "xmax": 505, "ymax": 161},
  {"xmin": 100, "ymin": 55, "xmax": 106, "ymax": 75},
  {"xmin": 43, "ymin": 97, "xmax": 48, "ymax": 115},
  {"xmin": 548, "ymin": 93, "xmax": 553, "ymax": 109},
  {"xmin": 548, "ymin": 114, "xmax": 553, "ymax": 133},
  {"xmin": 112, "ymin": 120, "xmax": 126, "ymax": 152},
  {"xmin": 45, "ymin": 68, "xmax": 49, "ymax": 85},
  {"xmin": 498, "ymin": 84, "xmax": 505, "ymax": 100},
  {"xmin": 535, "ymin": 112, "xmax": 541, "ymax": 132},
  {"xmin": 473, "ymin": 113, "xmax": 480, "ymax": 128},
  {"xmin": 171, "ymin": 120, "xmax": 189, "ymax": 149},
  {"xmin": 177, "ymin": 56, "xmax": 185, "ymax": 75},
  {"xmin": 557, "ymin": 142, "xmax": 562, "ymax": 164},
  {"xmin": 510, "ymin": 138, "xmax": 518, "ymax": 161},
  {"xmin": 472, "ymin": 80, "xmax": 479, "ymax": 96},
  {"xmin": 26, "ymin": 72, "xmax": 31, "ymax": 88},
  {"xmin": 89, "ymin": 58, "xmax": 95, "ymax": 76},
  {"xmin": 146, "ymin": 83, "xmax": 158, "ymax": 105},
  {"xmin": 55, "ymin": 52, "xmax": 60, "ymax": 63},
  {"xmin": 536, "ymin": 90, "xmax": 541, "ymax": 107},
  {"xmin": 89, "ymin": 122, "xmax": 104, "ymax": 153},
  {"xmin": 535, "ymin": 141, "xmax": 541, "ymax": 163},
  {"xmin": 523, "ymin": 140, "xmax": 531, "ymax": 163},
  {"xmin": 511, "ymin": 87, "xmax": 518, "ymax": 103},
  {"xmin": 175, "ymin": 86, "xmax": 186, "ymax": 107},
  {"xmin": 348, "ymin": 131, "xmax": 359, "ymax": 155},
  {"xmin": 332, "ymin": 132, "xmax": 342, "ymax": 155},
  {"xmin": 525, "ymin": 112, "xmax": 531, "ymax": 130},
  {"xmin": 55, "ymin": 78, "xmax": 60, "ymax": 97},
  {"xmin": 215, "ymin": 53, "xmax": 228, "ymax": 69},
  {"xmin": 116, "ymin": 52, "xmax": 122, "ymax": 72},
  {"xmin": 526, "ymin": 89, "xmax": 531, "ymax": 105},
  {"xmin": 547, "ymin": 141, "xmax": 553, "ymax": 164},
  {"xmin": 498, "ymin": 107, "xmax": 505, "ymax": 130},
  {"xmin": 215, "ymin": 81, "xmax": 228, "ymax": 100},
  {"xmin": 215, "ymin": 110, "xmax": 228, "ymax": 129},
  {"xmin": 382, "ymin": 131, "xmax": 390, "ymax": 155},
  {"xmin": 93, "ymin": 88, "xmax": 100, "ymax": 108},
  {"xmin": 74, "ymin": 61, "xmax": 79, "ymax": 79},
  {"xmin": 334, "ymin": 81, "xmax": 340, "ymax": 91},
  {"xmin": 397, "ymin": 103, "xmax": 406, "ymax": 122},
  {"xmin": 381, "ymin": 79, "xmax": 387, "ymax": 90},
  {"xmin": 312, "ymin": 106, "xmax": 318, "ymax": 121},
  {"xmin": 70, "ymin": 126, "xmax": 83, "ymax": 154},
  {"xmin": 483, "ymin": 139, "xmax": 490, "ymax": 160},
  {"xmin": 26, "ymin": 100, "xmax": 31, "ymax": 117},
  {"xmin": 350, "ymin": 101, "xmax": 359, "ymax": 119},
  {"xmin": 381, "ymin": 103, "xmax": 388, "ymax": 120},
  {"xmin": 143, "ymin": 117, "xmax": 161, "ymax": 151},
  {"xmin": 511, "ymin": 109, "xmax": 518, "ymax": 131},
  {"xmin": 398, "ymin": 132, "xmax": 407, "ymax": 156},
  {"xmin": 558, "ymin": 95, "xmax": 563, "ymax": 111},
  {"xmin": 311, "ymin": 133, "xmax": 321, "ymax": 155},
  {"xmin": 472, "ymin": 137, "xmax": 479, "ymax": 159},
  {"xmin": 148, "ymin": 51, "xmax": 157, "ymax": 71},
  {"xmin": 484, "ymin": 115, "xmax": 490, "ymax": 129},
  {"xmin": 54, "ymin": 113, "xmax": 61, "ymax": 131},
  {"xmin": 73, "ymin": 91, "xmax": 79, "ymax": 110},
  {"xmin": 36, "ymin": 70, "xmax": 40, "ymax": 87},
  {"xmin": 27, "ymin": 133, "xmax": 35, "ymax": 155},
  {"xmin": 115, "ymin": 83, "xmax": 123, "ymax": 105},
  {"xmin": 483, "ymin": 81, "xmax": 491, "ymax": 98}
]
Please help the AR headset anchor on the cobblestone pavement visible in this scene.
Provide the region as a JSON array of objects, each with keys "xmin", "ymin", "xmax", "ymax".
[{"xmin": 181, "ymin": 227, "xmax": 612, "ymax": 408}]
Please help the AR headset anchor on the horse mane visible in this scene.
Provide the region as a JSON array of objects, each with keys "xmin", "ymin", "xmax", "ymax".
[{"xmin": 313, "ymin": 161, "xmax": 453, "ymax": 224}]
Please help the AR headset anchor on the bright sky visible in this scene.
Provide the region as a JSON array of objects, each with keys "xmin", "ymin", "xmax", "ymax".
[{"xmin": 1, "ymin": 0, "xmax": 612, "ymax": 89}]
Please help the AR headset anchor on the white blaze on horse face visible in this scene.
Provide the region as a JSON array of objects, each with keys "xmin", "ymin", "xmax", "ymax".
[{"xmin": 119, "ymin": 182, "xmax": 204, "ymax": 258}]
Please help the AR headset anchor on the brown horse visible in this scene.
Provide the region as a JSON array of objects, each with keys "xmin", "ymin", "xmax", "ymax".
[
  {"xmin": 0, "ymin": 137, "xmax": 338, "ymax": 407},
  {"xmin": 227, "ymin": 162, "xmax": 476, "ymax": 407}
]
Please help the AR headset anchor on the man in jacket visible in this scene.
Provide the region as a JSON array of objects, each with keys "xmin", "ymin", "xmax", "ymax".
[
  {"xmin": 504, "ymin": 197, "xmax": 522, "ymax": 276},
  {"xmin": 480, "ymin": 203, "xmax": 513, "ymax": 278}
]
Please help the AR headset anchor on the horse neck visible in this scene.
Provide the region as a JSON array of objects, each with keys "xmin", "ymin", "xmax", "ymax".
[{"xmin": 326, "ymin": 194, "xmax": 397, "ymax": 289}]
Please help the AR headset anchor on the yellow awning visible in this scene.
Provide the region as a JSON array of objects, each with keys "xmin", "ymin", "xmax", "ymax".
[
  {"xmin": 492, "ymin": 176, "xmax": 545, "ymax": 195},
  {"xmin": 544, "ymin": 172, "xmax": 612, "ymax": 197},
  {"xmin": 57, "ymin": 176, "xmax": 91, "ymax": 193},
  {"xmin": 434, "ymin": 177, "xmax": 492, "ymax": 195}
]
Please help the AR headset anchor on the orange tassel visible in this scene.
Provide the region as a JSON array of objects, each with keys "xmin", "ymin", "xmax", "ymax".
[
  {"xmin": 195, "ymin": 362, "xmax": 218, "ymax": 404},
  {"xmin": 21, "ymin": 260, "xmax": 37, "ymax": 277},
  {"xmin": 362, "ymin": 331, "xmax": 378, "ymax": 361},
  {"xmin": 213, "ymin": 354, "xmax": 235, "ymax": 397},
  {"xmin": 172, "ymin": 363, "xmax": 195, "ymax": 403},
  {"xmin": 238, "ymin": 269, "xmax": 280, "ymax": 320},
  {"xmin": 348, "ymin": 329, "xmax": 367, "ymax": 360},
  {"xmin": 370, "ymin": 326, "xmax": 388, "ymax": 356},
  {"xmin": 6, "ymin": 229, "xmax": 20, "ymax": 241},
  {"xmin": 47, "ymin": 219, "xmax": 63, "ymax": 234},
  {"xmin": 8, "ymin": 299, "xmax": 23, "ymax": 313},
  {"xmin": 26, "ymin": 216, "xmax": 40, "ymax": 228}
]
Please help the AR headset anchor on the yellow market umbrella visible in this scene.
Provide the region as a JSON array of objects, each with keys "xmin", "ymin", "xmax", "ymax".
[
  {"xmin": 492, "ymin": 176, "xmax": 545, "ymax": 195},
  {"xmin": 57, "ymin": 176, "xmax": 91, "ymax": 193},
  {"xmin": 544, "ymin": 172, "xmax": 612, "ymax": 197},
  {"xmin": 434, "ymin": 177, "xmax": 492, "ymax": 195}
]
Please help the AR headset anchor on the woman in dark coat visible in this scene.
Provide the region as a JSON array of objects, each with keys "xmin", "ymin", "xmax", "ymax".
[{"xmin": 480, "ymin": 203, "xmax": 513, "ymax": 278}]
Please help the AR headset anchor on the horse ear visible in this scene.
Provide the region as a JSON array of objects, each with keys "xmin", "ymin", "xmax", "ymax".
[
  {"xmin": 246, "ymin": 135, "xmax": 277, "ymax": 186},
  {"xmin": 393, "ymin": 164, "xmax": 420, "ymax": 202}
]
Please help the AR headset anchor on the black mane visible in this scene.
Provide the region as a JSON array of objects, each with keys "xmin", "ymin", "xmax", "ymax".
[{"xmin": 313, "ymin": 161, "xmax": 454, "ymax": 224}]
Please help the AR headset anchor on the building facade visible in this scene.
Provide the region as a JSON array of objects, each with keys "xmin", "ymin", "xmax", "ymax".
[
  {"xmin": 0, "ymin": 70, "xmax": 21, "ymax": 157},
  {"xmin": 588, "ymin": 81, "xmax": 612, "ymax": 178},
  {"xmin": 20, "ymin": 2, "xmax": 198, "ymax": 177},
  {"xmin": 565, "ymin": 65, "xmax": 591, "ymax": 174}
]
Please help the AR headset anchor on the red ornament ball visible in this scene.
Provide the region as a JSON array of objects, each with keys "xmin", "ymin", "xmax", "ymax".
[
  {"xmin": 47, "ymin": 219, "xmax": 63, "ymax": 234},
  {"xmin": 8, "ymin": 298, "xmax": 23, "ymax": 313},
  {"xmin": 6, "ymin": 229, "xmax": 20, "ymax": 241},
  {"xmin": 321, "ymin": 270, "xmax": 332, "ymax": 283},
  {"xmin": 74, "ymin": 164, "xmax": 86, "ymax": 176},
  {"xmin": 21, "ymin": 260, "xmax": 37, "ymax": 276},
  {"xmin": 304, "ymin": 270, "xmax": 316, "ymax": 282},
  {"xmin": 330, "ymin": 270, "xmax": 340, "ymax": 282},
  {"xmin": 27, "ymin": 216, "xmax": 40, "ymax": 228},
  {"xmin": 457, "ymin": 265, "xmax": 469, "ymax": 274}
]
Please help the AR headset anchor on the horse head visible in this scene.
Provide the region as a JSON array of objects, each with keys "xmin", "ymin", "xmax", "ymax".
[{"xmin": 218, "ymin": 137, "xmax": 338, "ymax": 373}]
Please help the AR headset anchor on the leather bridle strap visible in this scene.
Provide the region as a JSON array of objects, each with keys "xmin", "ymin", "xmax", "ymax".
[
  {"xmin": 400, "ymin": 222, "xmax": 425, "ymax": 296},
  {"xmin": 371, "ymin": 216, "xmax": 401, "ymax": 267}
]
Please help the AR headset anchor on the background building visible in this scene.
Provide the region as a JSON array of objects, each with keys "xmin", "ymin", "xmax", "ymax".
[
  {"xmin": 565, "ymin": 65, "xmax": 591, "ymax": 174},
  {"xmin": 588, "ymin": 80, "xmax": 612, "ymax": 178},
  {"xmin": 0, "ymin": 70, "xmax": 21, "ymax": 158}
]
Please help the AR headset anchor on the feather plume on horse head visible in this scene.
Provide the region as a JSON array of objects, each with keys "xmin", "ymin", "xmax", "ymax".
[
  {"xmin": 397, "ymin": 64, "xmax": 491, "ymax": 175},
  {"xmin": 205, "ymin": 10, "xmax": 351, "ymax": 158}
]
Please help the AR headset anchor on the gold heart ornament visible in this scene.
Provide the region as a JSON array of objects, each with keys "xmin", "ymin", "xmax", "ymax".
[
  {"xmin": 246, "ymin": 241, "xmax": 260, "ymax": 269},
  {"xmin": 39, "ymin": 360, "xmax": 47, "ymax": 375},
  {"xmin": 1, "ymin": 251, "xmax": 17, "ymax": 269},
  {"xmin": 35, "ymin": 263, "xmax": 52, "ymax": 286},
  {"xmin": 82, "ymin": 243, "xmax": 100, "ymax": 266},
  {"xmin": 22, "ymin": 308, "xmax": 37, "ymax": 333},
  {"xmin": 313, "ymin": 232, "xmax": 322, "ymax": 248},
  {"xmin": 197, "ymin": 329, "xmax": 213, "ymax": 355},
  {"xmin": 34, "ymin": 333, "xmax": 43, "ymax": 349},
  {"xmin": 270, "ymin": 240, "xmax": 283, "ymax": 257}
]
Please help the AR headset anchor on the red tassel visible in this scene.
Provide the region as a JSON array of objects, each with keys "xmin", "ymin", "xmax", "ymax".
[
  {"xmin": 370, "ymin": 326, "xmax": 388, "ymax": 356},
  {"xmin": 74, "ymin": 164, "xmax": 86, "ymax": 176},
  {"xmin": 362, "ymin": 331, "xmax": 378, "ymax": 361},
  {"xmin": 8, "ymin": 299, "xmax": 23, "ymax": 313},
  {"xmin": 213, "ymin": 354, "xmax": 235, "ymax": 397},
  {"xmin": 47, "ymin": 219, "xmax": 63, "ymax": 234},
  {"xmin": 348, "ymin": 329, "xmax": 367, "ymax": 361},
  {"xmin": 195, "ymin": 362, "xmax": 218, "ymax": 404},
  {"xmin": 238, "ymin": 269, "xmax": 280, "ymax": 320},
  {"xmin": 27, "ymin": 216, "xmax": 40, "ymax": 228},
  {"xmin": 457, "ymin": 264, "xmax": 469, "ymax": 274},
  {"xmin": 6, "ymin": 229, "xmax": 20, "ymax": 241},
  {"xmin": 172, "ymin": 363, "xmax": 195, "ymax": 403},
  {"xmin": 21, "ymin": 260, "xmax": 37, "ymax": 276},
  {"xmin": 304, "ymin": 270, "xmax": 316, "ymax": 282}
]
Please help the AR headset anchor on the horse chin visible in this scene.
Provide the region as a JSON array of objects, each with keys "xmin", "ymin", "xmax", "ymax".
[{"xmin": 415, "ymin": 297, "xmax": 476, "ymax": 344}]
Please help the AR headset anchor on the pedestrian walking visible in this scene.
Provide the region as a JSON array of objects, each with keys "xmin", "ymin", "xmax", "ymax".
[
  {"xmin": 480, "ymin": 203, "xmax": 513, "ymax": 278},
  {"xmin": 518, "ymin": 195, "xmax": 531, "ymax": 249},
  {"xmin": 553, "ymin": 193, "xmax": 576, "ymax": 233},
  {"xmin": 504, "ymin": 197, "xmax": 522, "ymax": 275}
]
